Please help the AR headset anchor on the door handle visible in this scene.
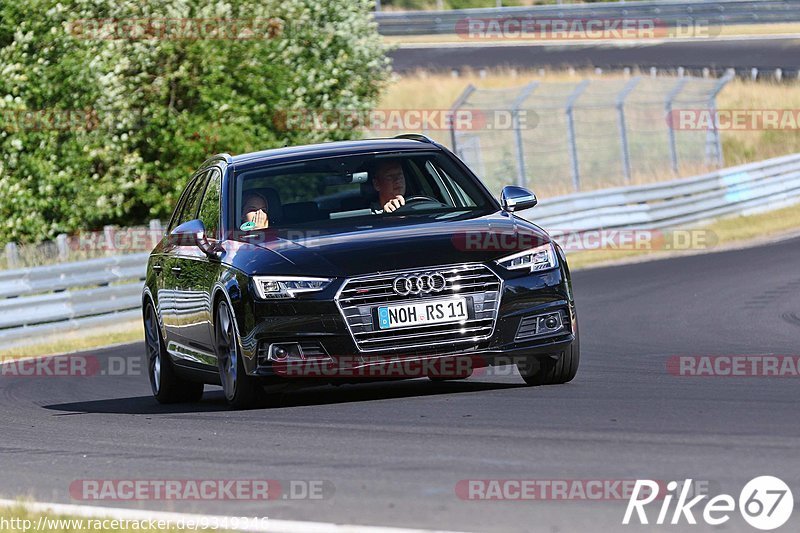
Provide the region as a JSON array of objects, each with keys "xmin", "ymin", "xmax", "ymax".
[
  {"xmin": 152, "ymin": 264, "xmax": 163, "ymax": 273},
  {"xmin": 171, "ymin": 266, "xmax": 182, "ymax": 274}
]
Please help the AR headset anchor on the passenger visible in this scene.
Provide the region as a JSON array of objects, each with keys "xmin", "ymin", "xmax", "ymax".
[{"xmin": 241, "ymin": 192, "xmax": 269, "ymax": 229}]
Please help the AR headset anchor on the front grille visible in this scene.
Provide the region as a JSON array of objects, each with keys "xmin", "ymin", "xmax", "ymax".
[{"xmin": 335, "ymin": 263, "xmax": 502, "ymax": 352}]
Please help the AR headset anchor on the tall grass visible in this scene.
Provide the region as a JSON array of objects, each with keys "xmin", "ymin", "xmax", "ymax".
[{"xmin": 377, "ymin": 68, "xmax": 800, "ymax": 195}]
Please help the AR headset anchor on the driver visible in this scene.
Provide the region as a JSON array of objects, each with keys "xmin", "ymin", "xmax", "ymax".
[{"xmin": 371, "ymin": 160, "xmax": 406, "ymax": 213}]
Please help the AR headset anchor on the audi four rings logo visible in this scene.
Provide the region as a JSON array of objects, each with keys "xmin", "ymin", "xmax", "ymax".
[{"xmin": 393, "ymin": 273, "xmax": 447, "ymax": 296}]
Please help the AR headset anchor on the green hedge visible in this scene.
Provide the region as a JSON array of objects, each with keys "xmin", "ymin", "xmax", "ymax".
[{"xmin": 0, "ymin": 0, "xmax": 389, "ymax": 244}]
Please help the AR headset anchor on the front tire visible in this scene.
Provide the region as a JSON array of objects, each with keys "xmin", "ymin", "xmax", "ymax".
[
  {"xmin": 144, "ymin": 302, "xmax": 204, "ymax": 403},
  {"xmin": 517, "ymin": 327, "xmax": 580, "ymax": 386},
  {"xmin": 215, "ymin": 300, "xmax": 266, "ymax": 409}
]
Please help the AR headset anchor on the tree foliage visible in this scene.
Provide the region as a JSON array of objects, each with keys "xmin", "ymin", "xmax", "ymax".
[{"xmin": 0, "ymin": 0, "xmax": 389, "ymax": 243}]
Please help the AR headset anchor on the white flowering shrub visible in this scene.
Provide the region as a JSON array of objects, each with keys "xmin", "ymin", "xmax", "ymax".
[{"xmin": 0, "ymin": 0, "xmax": 389, "ymax": 243}]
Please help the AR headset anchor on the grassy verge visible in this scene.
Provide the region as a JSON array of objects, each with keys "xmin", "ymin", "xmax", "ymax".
[
  {"xmin": 0, "ymin": 319, "xmax": 143, "ymax": 360},
  {"xmin": 566, "ymin": 202, "xmax": 800, "ymax": 270}
]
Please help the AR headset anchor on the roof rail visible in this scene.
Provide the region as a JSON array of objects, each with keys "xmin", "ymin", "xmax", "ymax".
[
  {"xmin": 203, "ymin": 153, "xmax": 234, "ymax": 166},
  {"xmin": 394, "ymin": 133, "xmax": 436, "ymax": 144}
]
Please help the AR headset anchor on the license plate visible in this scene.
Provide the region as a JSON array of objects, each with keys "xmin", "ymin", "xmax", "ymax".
[{"xmin": 376, "ymin": 297, "xmax": 469, "ymax": 330}]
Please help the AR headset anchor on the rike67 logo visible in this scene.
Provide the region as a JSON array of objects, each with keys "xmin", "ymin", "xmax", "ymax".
[{"xmin": 623, "ymin": 476, "xmax": 793, "ymax": 530}]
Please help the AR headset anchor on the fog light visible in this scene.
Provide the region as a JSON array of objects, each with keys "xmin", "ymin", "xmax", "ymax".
[
  {"xmin": 515, "ymin": 310, "xmax": 567, "ymax": 340},
  {"xmin": 537, "ymin": 313, "xmax": 563, "ymax": 335},
  {"xmin": 273, "ymin": 346, "xmax": 288, "ymax": 360},
  {"xmin": 268, "ymin": 343, "xmax": 302, "ymax": 362},
  {"xmin": 256, "ymin": 341, "xmax": 332, "ymax": 368}
]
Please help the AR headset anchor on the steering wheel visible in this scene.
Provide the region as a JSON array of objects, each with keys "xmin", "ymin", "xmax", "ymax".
[
  {"xmin": 391, "ymin": 195, "xmax": 445, "ymax": 213},
  {"xmin": 403, "ymin": 195, "xmax": 439, "ymax": 204}
]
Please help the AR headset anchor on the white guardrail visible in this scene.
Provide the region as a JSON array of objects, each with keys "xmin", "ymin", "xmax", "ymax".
[
  {"xmin": 0, "ymin": 254, "xmax": 148, "ymax": 346},
  {"xmin": 2, "ymin": 153, "xmax": 800, "ymax": 347}
]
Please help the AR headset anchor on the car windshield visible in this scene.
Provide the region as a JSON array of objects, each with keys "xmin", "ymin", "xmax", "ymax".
[{"xmin": 234, "ymin": 151, "xmax": 494, "ymax": 229}]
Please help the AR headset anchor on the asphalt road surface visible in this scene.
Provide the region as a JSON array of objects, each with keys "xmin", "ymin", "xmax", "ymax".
[
  {"xmin": 389, "ymin": 37, "xmax": 800, "ymax": 75},
  {"xmin": 2, "ymin": 237, "xmax": 799, "ymax": 532}
]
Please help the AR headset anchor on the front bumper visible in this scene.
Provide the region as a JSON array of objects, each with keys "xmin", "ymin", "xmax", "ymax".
[{"xmin": 237, "ymin": 262, "xmax": 576, "ymax": 379}]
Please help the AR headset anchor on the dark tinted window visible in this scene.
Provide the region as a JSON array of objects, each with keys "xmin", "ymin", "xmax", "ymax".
[
  {"xmin": 198, "ymin": 168, "xmax": 222, "ymax": 238},
  {"xmin": 174, "ymin": 170, "xmax": 209, "ymax": 228},
  {"xmin": 234, "ymin": 152, "xmax": 492, "ymax": 228},
  {"xmin": 167, "ymin": 178, "xmax": 197, "ymax": 233}
]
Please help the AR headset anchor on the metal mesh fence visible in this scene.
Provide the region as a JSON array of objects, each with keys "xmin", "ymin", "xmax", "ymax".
[{"xmin": 444, "ymin": 74, "xmax": 732, "ymax": 197}]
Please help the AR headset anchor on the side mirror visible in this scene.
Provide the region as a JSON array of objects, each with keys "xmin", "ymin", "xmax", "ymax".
[
  {"xmin": 169, "ymin": 219, "xmax": 221, "ymax": 259},
  {"xmin": 501, "ymin": 186, "xmax": 538, "ymax": 213}
]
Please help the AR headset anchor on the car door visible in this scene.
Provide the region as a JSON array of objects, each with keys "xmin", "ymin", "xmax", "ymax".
[
  {"xmin": 161, "ymin": 171, "xmax": 208, "ymax": 359},
  {"xmin": 169, "ymin": 168, "xmax": 224, "ymax": 368},
  {"xmin": 155, "ymin": 176, "xmax": 199, "ymax": 347}
]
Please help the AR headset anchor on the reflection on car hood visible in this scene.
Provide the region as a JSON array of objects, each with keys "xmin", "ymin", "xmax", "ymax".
[{"xmin": 239, "ymin": 212, "xmax": 551, "ymax": 277}]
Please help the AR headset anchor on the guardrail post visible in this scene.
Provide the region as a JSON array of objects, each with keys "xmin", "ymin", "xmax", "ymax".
[
  {"xmin": 4, "ymin": 242, "xmax": 19, "ymax": 269},
  {"xmin": 511, "ymin": 81, "xmax": 540, "ymax": 188},
  {"xmin": 56, "ymin": 234, "xmax": 69, "ymax": 261},
  {"xmin": 565, "ymin": 80, "xmax": 590, "ymax": 191},
  {"xmin": 706, "ymin": 71, "xmax": 734, "ymax": 168},
  {"xmin": 103, "ymin": 225, "xmax": 116, "ymax": 254},
  {"xmin": 665, "ymin": 78, "xmax": 688, "ymax": 174},
  {"xmin": 448, "ymin": 84, "xmax": 476, "ymax": 153},
  {"xmin": 149, "ymin": 219, "xmax": 163, "ymax": 248},
  {"xmin": 616, "ymin": 76, "xmax": 641, "ymax": 184}
]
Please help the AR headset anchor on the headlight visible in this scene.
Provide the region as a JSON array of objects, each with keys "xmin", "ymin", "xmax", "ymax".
[
  {"xmin": 495, "ymin": 243, "xmax": 557, "ymax": 272},
  {"xmin": 253, "ymin": 276, "xmax": 333, "ymax": 299}
]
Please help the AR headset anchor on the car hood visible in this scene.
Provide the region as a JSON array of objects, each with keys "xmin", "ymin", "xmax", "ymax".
[{"xmin": 233, "ymin": 212, "xmax": 551, "ymax": 277}]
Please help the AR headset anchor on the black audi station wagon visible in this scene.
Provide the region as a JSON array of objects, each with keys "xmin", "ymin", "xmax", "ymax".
[{"xmin": 143, "ymin": 134, "xmax": 579, "ymax": 408}]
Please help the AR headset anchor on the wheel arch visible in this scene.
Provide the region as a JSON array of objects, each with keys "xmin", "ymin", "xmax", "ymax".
[{"xmin": 141, "ymin": 286, "xmax": 167, "ymax": 339}]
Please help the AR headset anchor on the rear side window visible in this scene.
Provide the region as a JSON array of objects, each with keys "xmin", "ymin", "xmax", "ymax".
[
  {"xmin": 173, "ymin": 170, "xmax": 209, "ymax": 229},
  {"xmin": 198, "ymin": 168, "xmax": 222, "ymax": 238},
  {"xmin": 167, "ymin": 178, "xmax": 197, "ymax": 233}
]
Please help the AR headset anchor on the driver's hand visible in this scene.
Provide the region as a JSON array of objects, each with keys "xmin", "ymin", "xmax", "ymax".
[
  {"xmin": 383, "ymin": 195, "xmax": 405, "ymax": 213},
  {"xmin": 246, "ymin": 209, "xmax": 269, "ymax": 229}
]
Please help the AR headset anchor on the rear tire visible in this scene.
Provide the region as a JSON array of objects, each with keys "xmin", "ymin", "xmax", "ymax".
[
  {"xmin": 517, "ymin": 327, "xmax": 580, "ymax": 386},
  {"xmin": 215, "ymin": 300, "xmax": 266, "ymax": 409},
  {"xmin": 144, "ymin": 302, "xmax": 204, "ymax": 403}
]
